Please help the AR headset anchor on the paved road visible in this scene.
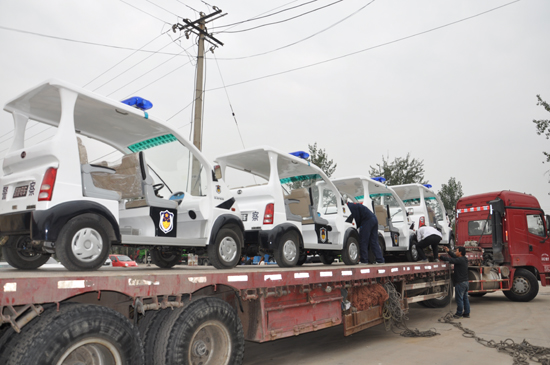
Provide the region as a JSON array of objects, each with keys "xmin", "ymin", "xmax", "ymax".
[{"xmin": 243, "ymin": 285, "xmax": 550, "ymax": 365}]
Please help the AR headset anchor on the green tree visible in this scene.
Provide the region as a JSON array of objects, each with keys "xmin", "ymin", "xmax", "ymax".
[
  {"xmin": 368, "ymin": 153, "xmax": 427, "ymax": 185},
  {"xmin": 438, "ymin": 177, "xmax": 463, "ymax": 216},
  {"xmin": 533, "ymin": 95, "xmax": 550, "ymax": 163},
  {"xmin": 307, "ymin": 143, "xmax": 337, "ymax": 177}
]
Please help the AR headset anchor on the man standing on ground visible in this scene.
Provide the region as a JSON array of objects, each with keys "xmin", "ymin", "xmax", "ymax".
[
  {"xmin": 346, "ymin": 202, "xmax": 385, "ymax": 264},
  {"xmin": 416, "ymin": 220, "xmax": 443, "ymax": 262},
  {"xmin": 439, "ymin": 246, "xmax": 470, "ymax": 319}
]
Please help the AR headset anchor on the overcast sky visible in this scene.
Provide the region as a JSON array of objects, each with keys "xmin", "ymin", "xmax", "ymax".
[{"xmin": 1, "ymin": 0, "xmax": 550, "ymax": 212}]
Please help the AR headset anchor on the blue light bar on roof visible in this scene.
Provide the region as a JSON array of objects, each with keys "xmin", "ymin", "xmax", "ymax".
[
  {"xmin": 423, "ymin": 184, "xmax": 433, "ymax": 189},
  {"xmin": 372, "ymin": 177, "xmax": 386, "ymax": 183},
  {"xmin": 289, "ymin": 151, "xmax": 309, "ymax": 159},
  {"xmin": 121, "ymin": 96, "xmax": 153, "ymax": 111}
]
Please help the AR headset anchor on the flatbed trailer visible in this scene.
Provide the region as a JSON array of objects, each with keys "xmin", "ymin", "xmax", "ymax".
[{"xmin": 0, "ymin": 262, "xmax": 451, "ymax": 364}]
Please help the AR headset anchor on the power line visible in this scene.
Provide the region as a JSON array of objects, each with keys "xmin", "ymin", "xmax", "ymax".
[
  {"xmin": 207, "ymin": 0, "xmax": 521, "ymax": 91},
  {"xmin": 217, "ymin": 0, "xmax": 343, "ymax": 34},
  {"xmin": 210, "ymin": 0, "xmax": 318, "ymax": 30},
  {"xmin": 215, "ymin": 0, "xmax": 376, "ymax": 61},
  {"xmin": 145, "ymin": 0, "xmax": 181, "ymax": 18},
  {"xmin": 0, "ymin": 25, "xmax": 183, "ymax": 56},
  {"xmin": 118, "ymin": 0, "xmax": 171, "ymax": 24}
]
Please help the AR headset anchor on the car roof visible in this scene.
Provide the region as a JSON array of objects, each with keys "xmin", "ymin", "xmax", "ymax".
[
  {"xmin": 332, "ymin": 176, "xmax": 397, "ymax": 198},
  {"xmin": 3, "ymin": 79, "xmax": 181, "ymax": 152},
  {"xmin": 391, "ymin": 183, "xmax": 437, "ymax": 200},
  {"xmin": 216, "ymin": 146, "xmax": 327, "ymax": 181}
]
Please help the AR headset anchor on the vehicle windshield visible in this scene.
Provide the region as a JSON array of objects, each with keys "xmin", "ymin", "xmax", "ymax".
[
  {"xmin": 116, "ymin": 255, "xmax": 133, "ymax": 262},
  {"xmin": 134, "ymin": 136, "xmax": 208, "ymax": 197},
  {"xmin": 371, "ymin": 194, "xmax": 404, "ymax": 223},
  {"xmin": 280, "ymin": 174, "xmax": 338, "ymax": 215},
  {"xmin": 424, "ymin": 197, "xmax": 444, "ymax": 221}
]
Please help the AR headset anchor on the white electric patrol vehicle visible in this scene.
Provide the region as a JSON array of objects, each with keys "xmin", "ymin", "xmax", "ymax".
[
  {"xmin": 332, "ymin": 176, "xmax": 418, "ymax": 262},
  {"xmin": 0, "ymin": 79, "xmax": 244, "ymax": 271},
  {"xmin": 215, "ymin": 146, "xmax": 360, "ymax": 267},
  {"xmin": 391, "ymin": 183, "xmax": 455, "ymax": 249}
]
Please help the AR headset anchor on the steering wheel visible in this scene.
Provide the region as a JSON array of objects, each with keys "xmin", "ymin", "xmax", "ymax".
[{"xmin": 152, "ymin": 183, "xmax": 164, "ymax": 197}]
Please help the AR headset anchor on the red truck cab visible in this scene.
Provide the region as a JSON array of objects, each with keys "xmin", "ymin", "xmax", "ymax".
[{"xmin": 456, "ymin": 191, "xmax": 550, "ymax": 301}]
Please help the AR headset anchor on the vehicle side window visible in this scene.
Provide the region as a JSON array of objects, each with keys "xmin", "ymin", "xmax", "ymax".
[
  {"xmin": 527, "ymin": 214, "xmax": 545, "ymax": 237},
  {"xmin": 468, "ymin": 219, "xmax": 492, "ymax": 235},
  {"xmin": 321, "ymin": 189, "xmax": 338, "ymax": 215}
]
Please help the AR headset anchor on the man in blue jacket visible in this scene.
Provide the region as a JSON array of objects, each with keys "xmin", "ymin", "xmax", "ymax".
[
  {"xmin": 440, "ymin": 246, "xmax": 470, "ymax": 319},
  {"xmin": 347, "ymin": 202, "xmax": 385, "ymax": 264}
]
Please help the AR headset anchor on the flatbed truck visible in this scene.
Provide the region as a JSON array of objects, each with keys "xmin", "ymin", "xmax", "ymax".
[{"xmin": 0, "ymin": 261, "xmax": 451, "ymax": 364}]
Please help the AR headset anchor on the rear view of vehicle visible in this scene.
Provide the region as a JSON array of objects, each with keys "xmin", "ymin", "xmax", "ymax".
[
  {"xmin": 392, "ymin": 183, "xmax": 454, "ymax": 249},
  {"xmin": 216, "ymin": 146, "xmax": 360, "ymax": 267},
  {"xmin": 0, "ymin": 80, "xmax": 244, "ymax": 271}
]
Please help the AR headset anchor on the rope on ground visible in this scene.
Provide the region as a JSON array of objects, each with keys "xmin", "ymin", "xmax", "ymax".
[
  {"xmin": 382, "ymin": 281, "xmax": 439, "ymax": 338},
  {"xmin": 438, "ymin": 312, "xmax": 550, "ymax": 365}
]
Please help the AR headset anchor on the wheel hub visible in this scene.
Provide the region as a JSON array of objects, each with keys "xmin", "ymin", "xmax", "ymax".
[
  {"xmin": 349, "ymin": 242, "xmax": 358, "ymax": 261},
  {"xmin": 283, "ymin": 240, "xmax": 297, "ymax": 262},
  {"xmin": 189, "ymin": 320, "xmax": 231, "ymax": 365},
  {"xmin": 513, "ymin": 276, "xmax": 530, "ymax": 295},
  {"xmin": 71, "ymin": 228, "xmax": 103, "ymax": 262},
  {"xmin": 193, "ymin": 340, "xmax": 208, "ymax": 357},
  {"xmin": 219, "ymin": 237, "xmax": 237, "ymax": 262},
  {"xmin": 57, "ymin": 338, "xmax": 120, "ymax": 365}
]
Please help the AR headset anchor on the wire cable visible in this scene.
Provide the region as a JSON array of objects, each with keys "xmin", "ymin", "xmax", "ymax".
[
  {"xmin": 118, "ymin": 0, "xmax": 171, "ymax": 24},
  {"xmin": 217, "ymin": 0, "xmax": 343, "ymax": 34},
  {"xmin": 207, "ymin": 0, "xmax": 521, "ymax": 91},
  {"xmin": 215, "ymin": 0, "xmax": 376, "ymax": 61}
]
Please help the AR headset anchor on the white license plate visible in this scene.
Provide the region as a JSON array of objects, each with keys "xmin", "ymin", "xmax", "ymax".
[
  {"xmin": 13, "ymin": 185, "xmax": 29, "ymax": 198},
  {"xmin": 241, "ymin": 214, "xmax": 248, "ymax": 222}
]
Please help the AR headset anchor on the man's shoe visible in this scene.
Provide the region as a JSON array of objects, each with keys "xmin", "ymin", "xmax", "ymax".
[
  {"xmin": 418, "ymin": 259, "xmax": 429, "ymax": 263},
  {"xmin": 432, "ymin": 259, "xmax": 440, "ymax": 263},
  {"xmin": 453, "ymin": 314, "xmax": 462, "ymax": 319},
  {"xmin": 375, "ymin": 261, "xmax": 385, "ymax": 265},
  {"xmin": 463, "ymin": 314, "xmax": 470, "ymax": 318}
]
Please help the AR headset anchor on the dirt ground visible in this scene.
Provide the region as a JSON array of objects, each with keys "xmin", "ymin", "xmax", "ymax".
[{"xmin": 243, "ymin": 285, "xmax": 550, "ymax": 365}]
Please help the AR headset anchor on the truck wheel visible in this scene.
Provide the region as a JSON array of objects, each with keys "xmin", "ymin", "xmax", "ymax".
[
  {"xmin": 151, "ymin": 247, "xmax": 183, "ymax": 268},
  {"xmin": 342, "ymin": 235, "xmax": 359, "ymax": 265},
  {"xmin": 421, "ymin": 278, "xmax": 453, "ymax": 308},
  {"xmin": 406, "ymin": 240, "xmax": 419, "ymax": 262},
  {"xmin": 504, "ymin": 268, "xmax": 539, "ymax": 302},
  {"xmin": 56, "ymin": 215, "xmax": 111, "ymax": 271},
  {"xmin": 140, "ymin": 309, "xmax": 174, "ymax": 365},
  {"xmin": 1, "ymin": 304, "xmax": 144, "ymax": 365},
  {"xmin": 208, "ymin": 227, "xmax": 242, "ymax": 269},
  {"xmin": 320, "ymin": 253, "xmax": 335, "ymax": 265},
  {"xmin": 160, "ymin": 297, "xmax": 244, "ymax": 365},
  {"xmin": 2, "ymin": 236, "xmax": 50, "ymax": 270},
  {"xmin": 275, "ymin": 232, "xmax": 300, "ymax": 267}
]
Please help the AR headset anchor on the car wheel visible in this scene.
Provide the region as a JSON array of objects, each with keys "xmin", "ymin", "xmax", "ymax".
[
  {"xmin": 2, "ymin": 236, "xmax": 50, "ymax": 270},
  {"xmin": 342, "ymin": 235, "xmax": 359, "ymax": 265},
  {"xmin": 275, "ymin": 232, "xmax": 300, "ymax": 267},
  {"xmin": 208, "ymin": 227, "xmax": 242, "ymax": 269},
  {"xmin": 151, "ymin": 247, "xmax": 183, "ymax": 268}
]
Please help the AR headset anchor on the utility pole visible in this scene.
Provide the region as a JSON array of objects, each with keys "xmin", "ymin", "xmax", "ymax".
[{"xmin": 173, "ymin": 7, "xmax": 225, "ymax": 195}]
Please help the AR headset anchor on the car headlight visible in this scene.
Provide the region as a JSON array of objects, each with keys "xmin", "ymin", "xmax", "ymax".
[{"xmin": 125, "ymin": 263, "xmax": 128, "ymax": 267}]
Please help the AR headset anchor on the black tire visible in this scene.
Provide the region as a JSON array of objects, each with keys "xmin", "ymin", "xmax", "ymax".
[
  {"xmin": 56, "ymin": 215, "xmax": 111, "ymax": 271},
  {"xmin": 141, "ymin": 309, "xmax": 174, "ymax": 365},
  {"xmin": 421, "ymin": 278, "xmax": 453, "ymax": 308},
  {"xmin": 320, "ymin": 253, "xmax": 336, "ymax": 265},
  {"xmin": 208, "ymin": 227, "xmax": 242, "ymax": 269},
  {"xmin": 296, "ymin": 253, "xmax": 307, "ymax": 266},
  {"xmin": 469, "ymin": 292, "xmax": 487, "ymax": 297},
  {"xmin": 503, "ymin": 268, "xmax": 539, "ymax": 302},
  {"xmin": 161, "ymin": 297, "xmax": 245, "ymax": 365},
  {"xmin": 342, "ymin": 235, "xmax": 360, "ymax": 265},
  {"xmin": 151, "ymin": 246, "xmax": 183, "ymax": 268},
  {"xmin": 1, "ymin": 304, "xmax": 143, "ymax": 365},
  {"xmin": 2, "ymin": 236, "xmax": 50, "ymax": 270},
  {"xmin": 406, "ymin": 239, "xmax": 419, "ymax": 262},
  {"xmin": 275, "ymin": 232, "xmax": 300, "ymax": 267}
]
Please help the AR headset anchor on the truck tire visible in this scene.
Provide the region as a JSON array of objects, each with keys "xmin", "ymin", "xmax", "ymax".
[
  {"xmin": 1, "ymin": 304, "xmax": 144, "ymax": 365},
  {"xmin": 406, "ymin": 239, "xmax": 419, "ymax": 262},
  {"xmin": 56, "ymin": 215, "xmax": 111, "ymax": 271},
  {"xmin": 151, "ymin": 247, "xmax": 183, "ymax": 268},
  {"xmin": 503, "ymin": 268, "xmax": 539, "ymax": 302},
  {"xmin": 208, "ymin": 227, "xmax": 242, "ymax": 269},
  {"xmin": 421, "ymin": 278, "xmax": 453, "ymax": 308},
  {"xmin": 141, "ymin": 309, "xmax": 174, "ymax": 365},
  {"xmin": 342, "ymin": 235, "xmax": 360, "ymax": 265},
  {"xmin": 275, "ymin": 232, "xmax": 300, "ymax": 267},
  {"xmin": 2, "ymin": 236, "xmax": 50, "ymax": 270},
  {"xmin": 161, "ymin": 297, "xmax": 245, "ymax": 365}
]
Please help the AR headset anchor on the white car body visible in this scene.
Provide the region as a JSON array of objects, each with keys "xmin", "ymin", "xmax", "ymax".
[
  {"xmin": 391, "ymin": 183, "xmax": 454, "ymax": 248},
  {"xmin": 332, "ymin": 176, "xmax": 417, "ymax": 259},
  {"xmin": 0, "ymin": 79, "xmax": 243, "ymax": 271},
  {"xmin": 215, "ymin": 146, "xmax": 360, "ymax": 267}
]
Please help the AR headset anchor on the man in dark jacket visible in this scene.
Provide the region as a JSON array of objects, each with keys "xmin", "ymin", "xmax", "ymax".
[
  {"xmin": 439, "ymin": 246, "xmax": 470, "ymax": 319},
  {"xmin": 347, "ymin": 202, "xmax": 384, "ymax": 264}
]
